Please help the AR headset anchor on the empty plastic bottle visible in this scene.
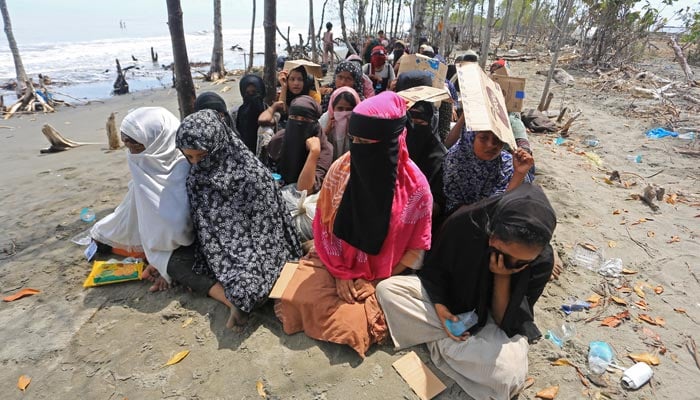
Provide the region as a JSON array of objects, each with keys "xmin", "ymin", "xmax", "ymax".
[
  {"xmin": 445, "ymin": 310, "xmax": 478, "ymax": 336},
  {"xmin": 80, "ymin": 207, "xmax": 96, "ymax": 223},
  {"xmin": 626, "ymin": 155, "xmax": 642, "ymax": 163},
  {"xmin": 588, "ymin": 341, "xmax": 614, "ymax": 374},
  {"xmin": 584, "ymin": 138, "xmax": 600, "ymax": 147},
  {"xmin": 677, "ymin": 132, "xmax": 695, "ymax": 140}
]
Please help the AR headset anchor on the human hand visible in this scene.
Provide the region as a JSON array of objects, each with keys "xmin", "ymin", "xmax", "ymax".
[
  {"xmin": 336, "ymin": 278, "xmax": 357, "ymax": 303},
  {"xmin": 354, "ymin": 279, "xmax": 375, "ymax": 301},
  {"xmin": 435, "ymin": 303, "xmax": 469, "ymax": 341},
  {"xmin": 388, "ymin": 79, "xmax": 397, "ymax": 92},
  {"xmin": 512, "ymin": 148, "xmax": 534, "ymax": 176},
  {"xmin": 489, "ymin": 251, "xmax": 528, "ymax": 275},
  {"xmin": 278, "ymin": 70, "xmax": 289, "ymax": 86},
  {"xmin": 305, "ymin": 136, "xmax": 321, "ymax": 155},
  {"xmin": 319, "ymin": 86, "xmax": 333, "ymax": 95},
  {"xmin": 272, "ymin": 100, "xmax": 285, "ymax": 113}
]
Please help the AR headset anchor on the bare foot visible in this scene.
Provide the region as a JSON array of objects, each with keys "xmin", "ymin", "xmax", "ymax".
[
  {"xmin": 143, "ymin": 265, "xmax": 170, "ymax": 292},
  {"xmin": 225, "ymin": 306, "xmax": 249, "ymax": 332},
  {"xmin": 549, "ymin": 251, "xmax": 564, "ymax": 281},
  {"xmin": 142, "ymin": 265, "xmax": 158, "ymax": 282}
]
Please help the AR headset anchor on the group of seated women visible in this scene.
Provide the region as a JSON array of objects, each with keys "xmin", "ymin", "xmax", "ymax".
[{"xmin": 90, "ymin": 58, "xmax": 554, "ymax": 398}]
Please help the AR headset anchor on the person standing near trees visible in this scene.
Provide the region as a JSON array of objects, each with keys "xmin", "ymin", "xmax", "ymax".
[{"xmin": 323, "ymin": 22, "xmax": 334, "ymax": 71}]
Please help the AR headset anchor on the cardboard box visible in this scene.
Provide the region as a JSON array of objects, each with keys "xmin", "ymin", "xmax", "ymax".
[
  {"xmin": 456, "ymin": 62, "xmax": 516, "ymax": 150},
  {"xmin": 392, "ymin": 351, "xmax": 446, "ymax": 400},
  {"xmin": 397, "ymin": 54, "xmax": 448, "ymax": 89},
  {"xmin": 491, "ymin": 75, "xmax": 526, "ymax": 112},
  {"xmin": 283, "ymin": 59, "xmax": 323, "ymax": 79},
  {"xmin": 491, "ymin": 62, "xmax": 511, "ymax": 76},
  {"xmin": 397, "ymin": 85, "xmax": 451, "ymax": 108},
  {"xmin": 268, "ymin": 262, "xmax": 299, "ymax": 299}
]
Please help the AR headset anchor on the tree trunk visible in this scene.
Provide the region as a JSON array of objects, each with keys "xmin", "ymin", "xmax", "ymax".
[
  {"xmin": 511, "ymin": 0, "xmax": 527, "ymax": 48},
  {"xmin": 466, "ymin": 0, "xmax": 476, "ymax": 47},
  {"xmin": 0, "ymin": 0, "xmax": 28, "ymax": 96},
  {"xmin": 393, "ymin": 0, "xmax": 401, "ymax": 39},
  {"xmin": 339, "ymin": 0, "xmax": 356, "ymax": 54},
  {"xmin": 439, "ymin": 0, "xmax": 453, "ymax": 58},
  {"xmin": 316, "ymin": 0, "xmax": 330, "ymax": 41},
  {"xmin": 309, "ymin": 0, "xmax": 318, "ymax": 63},
  {"xmin": 479, "ymin": 0, "xmax": 495, "ymax": 69},
  {"xmin": 166, "ymin": 0, "xmax": 196, "ymax": 119},
  {"xmin": 537, "ymin": 0, "xmax": 574, "ymax": 110},
  {"xmin": 389, "ymin": 0, "xmax": 395, "ymax": 38},
  {"xmin": 499, "ymin": 0, "xmax": 513, "ymax": 46},
  {"xmin": 478, "ymin": 0, "xmax": 485, "ymax": 47},
  {"xmin": 524, "ymin": 0, "xmax": 541, "ymax": 45},
  {"xmin": 247, "ymin": 0, "xmax": 256, "ymax": 72},
  {"xmin": 208, "ymin": 0, "xmax": 226, "ymax": 80},
  {"xmin": 358, "ymin": 0, "xmax": 366, "ymax": 39},
  {"xmin": 263, "ymin": 0, "xmax": 277, "ymax": 105},
  {"xmin": 411, "ymin": 0, "xmax": 428, "ymax": 51}
]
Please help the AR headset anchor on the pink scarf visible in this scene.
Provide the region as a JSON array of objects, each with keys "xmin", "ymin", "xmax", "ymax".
[{"xmin": 313, "ymin": 92, "xmax": 433, "ymax": 281}]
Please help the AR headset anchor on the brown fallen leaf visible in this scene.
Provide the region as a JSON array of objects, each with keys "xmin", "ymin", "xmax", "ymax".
[
  {"xmin": 631, "ymin": 218, "xmax": 648, "ymax": 226},
  {"xmin": 3, "ymin": 288, "xmax": 41, "ymax": 302},
  {"xmin": 536, "ymin": 385, "xmax": 559, "ymax": 399},
  {"xmin": 655, "ymin": 316, "xmax": 666, "ymax": 326},
  {"xmin": 634, "ymin": 300, "xmax": 648, "ymax": 310},
  {"xmin": 634, "ymin": 284, "xmax": 646, "ymax": 299},
  {"xmin": 256, "ymin": 380, "xmax": 267, "ymax": 398},
  {"xmin": 618, "ymin": 286, "xmax": 633, "ymax": 293},
  {"xmin": 164, "ymin": 350, "xmax": 190, "ymax": 366},
  {"xmin": 674, "ymin": 308, "xmax": 687, "ymax": 314},
  {"xmin": 641, "ymin": 327, "xmax": 662, "ymax": 342},
  {"xmin": 612, "ymin": 209, "xmax": 621, "ymax": 215},
  {"xmin": 608, "ymin": 240, "xmax": 617, "ymax": 248},
  {"xmin": 629, "ymin": 353, "xmax": 660, "ymax": 365},
  {"xmin": 551, "ymin": 358, "xmax": 573, "ymax": 366},
  {"xmin": 666, "ymin": 193, "xmax": 678, "ymax": 204},
  {"xmin": 587, "ymin": 293, "xmax": 602, "ymax": 307},
  {"xmin": 638, "ymin": 314, "xmax": 665, "ymax": 326},
  {"xmin": 622, "ymin": 268, "xmax": 638, "ymax": 275},
  {"xmin": 17, "ymin": 375, "xmax": 31, "ymax": 391},
  {"xmin": 524, "ymin": 377, "xmax": 536, "ymax": 389},
  {"xmin": 668, "ymin": 236, "xmax": 681, "ymax": 243},
  {"xmin": 610, "ymin": 296, "xmax": 627, "ymax": 305},
  {"xmin": 581, "ymin": 243, "xmax": 598, "ymax": 252},
  {"xmin": 647, "ymin": 231, "xmax": 655, "ymax": 238},
  {"xmin": 616, "ymin": 310, "xmax": 631, "ymax": 319},
  {"xmin": 654, "ymin": 285, "xmax": 664, "ymax": 294},
  {"xmin": 601, "ymin": 316, "xmax": 622, "ymax": 327}
]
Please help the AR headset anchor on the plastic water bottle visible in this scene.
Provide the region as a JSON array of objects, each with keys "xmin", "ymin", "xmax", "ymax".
[
  {"xmin": 80, "ymin": 207, "xmax": 96, "ymax": 223},
  {"xmin": 445, "ymin": 310, "xmax": 478, "ymax": 336},
  {"xmin": 545, "ymin": 322, "xmax": 576, "ymax": 347},
  {"xmin": 588, "ymin": 341, "xmax": 614, "ymax": 374},
  {"xmin": 626, "ymin": 154, "xmax": 642, "ymax": 163},
  {"xmin": 677, "ymin": 132, "xmax": 695, "ymax": 140}
]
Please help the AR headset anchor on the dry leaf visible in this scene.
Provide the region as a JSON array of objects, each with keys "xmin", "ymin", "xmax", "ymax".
[
  {"xmin": 654, "ymin": 286, "xmax": 664, "ymax": 294},
  {"xmin": 608, "ymin": 240, "xmax": 617, "ymax": 248},
  {"xmin": 641, "ymin": 327, "xmax": 661, "ymax": 342},
  {"xmin": 612, "ymin": 209, "xmax": 621, "ymax": 215},
  {"xmin": 256, "ymin": 380, "xmax": 267, "ymax": 398},
  {"xmin": 665, "ymin": 193, "xmax": 678, "ymax": 204},
  {"xmin": 622, "ymin": 269, "xmax": 638, "ymax": 275},
  {"xmin": 3, "ymin": 288, "xmax": 40, "ymax": 302},
  {"xmin": 631, "ymin": 218, "xmax": 648, "ymax": 226},
  {"xmin": 634, "ymin": 284, "xmax": 646, "ymax": 299},
  {"xmin": 524, "ymin": 377, "xmax": 536, "ymax": 389},
  {"xmin": 668, "ymin": 236, "xmax": 681, "ymax": 243},
  {"xmin": 616, "ymin": 310, "xmax": 631, "ymax": 319},
  {"xmin": 634, "ymin": 300, "xmax": 648, "ymax": 310},
  {"xmin": 587, "ymin": 293, "xmax": 602, "ymax": 307},
  {"xmin": 610, "ymin": 296, "xmax": 627, "ymax": 305},
  {"xmin": 17, "ymin": 375, "xmax": 31, "ymax": 391},
  {"xmin": 536, "ymin": 385, "xmax": 559, "ymax": 399},
  {"xmin": 181, "ymin": 317, "xmax": 193, "ymax": 328},
  {"xmin": 551, "ymin": 358, "xmax": 573, "ymax": 366},
  {"xmin": 581, "ymin": 243, "xmax": 598, "ymax": 252},
  {"xmin": 674, "ymin": 308, "xmax": 687, "ymax": 314},
  {"xmin": 655, "ymin": 316, "xmax": 666, "ymax": 326},
  {"xmin": 618, "ymin": 286, "xmax": 633, "ymax": 293},
  {"xmin": 638, "ymin": 314, "xmax": 661, "ymax": 326},
  {"xmin": 164, "ymin": 350, "xmax": 190, "ymax": 366},
  {"xmin": 601, "ymin": 316, "xmax": 622, "ymax": 327},
  {"xmin": 629, "ymin": 353, "xmax": 660, "ymax": 365},
  {"xmin": 647, "ymin": 231, "xmax": 655, "ymax": 238}
]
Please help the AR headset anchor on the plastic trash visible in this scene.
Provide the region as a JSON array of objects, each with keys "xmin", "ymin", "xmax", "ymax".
[
  {"xmin": 584, "ymin": 138, "xmax": 600, "ymax": 147},
  {"xmin": 598, "ymin": 258, "xmax": 623, "ymax": 277},
  {"xmin": 561, "ymin": 299, "xmax": 591, "ymax": 314},
  {"xmin": 572, "ymin": 243, "xmax": 604, "ymax": 271},
  {"xmin": 80, "ymin": 207, "xmax": 96, "ymax": 222},
  {"xmin": 70, "ymin": 229, "xmax": 92, "ymax": 246},
  {"xmin": 645, "ymin": 127, "xmax": 678, "ymax": 139},
  {"xmin": 271, "ymin": 173, "xmax": 282, "ymax": 186},
  {"xmin": 621, "ymin": 362, "xmax": 654, "ymax": 390},
  {"xmin": 445, "ymin": 310, "xmax": 478, "ymax": 336},
  {"xmin": 554, "ymin": 137, "xmax": 567, "ymax": 145},
  {"xmin": 626, "ymin": 154, "xmax": 642, "ymax": 163},
  {"xmin": 545, "ymin": 322, "xmax": 576, "ymax": 347},
  {"xmin": 588, "ymin": 341, "xmax": 614, "ymax": 374},
  {"xmin": 677, "ymin": 132, "xmax": 695, "ymax": 140}
]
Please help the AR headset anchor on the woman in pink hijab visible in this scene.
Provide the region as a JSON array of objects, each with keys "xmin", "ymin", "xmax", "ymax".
[
  {"xmin": 324, "ymin": 86, "xmax": 361, "ymax": 161},
  {"xmin": 275, "ymin": 91, "xmax": 433, "ymax": 357}
]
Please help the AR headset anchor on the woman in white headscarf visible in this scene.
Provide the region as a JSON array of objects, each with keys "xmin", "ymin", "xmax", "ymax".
[{"xmin": 91, "ymin": 107, "xmax": 194, "ymax": 291}]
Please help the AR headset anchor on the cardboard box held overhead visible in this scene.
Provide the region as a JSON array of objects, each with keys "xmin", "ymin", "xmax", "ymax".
[
  {"xmin": 491, "ymin": 75, "xmax": 526, "ymax": 113},
  {"xmin": 456, "ymin": 62, "xmax": 516, "ymax": 150},
  {"xmin": 397, "ymin": 54, "xmax": 448, "ymax": 89},
  {"xmin": 397, "ymin": 86, "xmax": 452, "ymax": 108},
  {"xmin": 283, "ymin": 59, "xmax": 323, "ymax": 79}
]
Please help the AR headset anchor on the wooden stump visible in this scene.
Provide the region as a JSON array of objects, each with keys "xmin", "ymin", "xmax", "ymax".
[
  {"xmin": 113, "ymin": 58, "xmax": 129, "ymax": 95},
  {"xmin": 106, "ymin": 112, "xmax": 121, "ymax": 149},
  {"xmin": 40, "ymin": 124, "xmax": 87, "ymax": 153}
]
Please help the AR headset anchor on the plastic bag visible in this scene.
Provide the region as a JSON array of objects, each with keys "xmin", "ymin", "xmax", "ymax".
[
  {"xmin": 281, "ymin": 185, "xmax": 319, "ymax": 242},
  {"xmin": 83, "ymin": 260, "xmax": 144, "ymax": 288}
]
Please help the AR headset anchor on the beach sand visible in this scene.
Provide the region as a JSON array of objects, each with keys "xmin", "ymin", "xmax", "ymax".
[{"xmin": 1, "ymin": 55, "xmax": 699, "ymax": 399}]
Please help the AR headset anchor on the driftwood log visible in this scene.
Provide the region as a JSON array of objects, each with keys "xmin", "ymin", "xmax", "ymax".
[
  {"xmin": 669, "ymin": 36, "xmax": 697, "ymax": 86},
  {"xmin": 151, "ymin": 47, "xmax": 158, "ymax": 62},
  {"xmin": 113, "ymin": 58, "xmax": 129, "ymax": 95},
  {"xmin": 40, "ymin": 124, "xmax": 91, "ymax": 153},
  {"xmin": 106, "ymin": 112, "xmax": 121, "ymax": 150},
  {"xmin": 558, "ymin": 110, "xmax": 582, "ymax": 135}
]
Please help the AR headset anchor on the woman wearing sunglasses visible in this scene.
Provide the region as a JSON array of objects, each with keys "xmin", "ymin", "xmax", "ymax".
[{"xmin": 377, "ymin": 183, "xmax": 556, "ymax": 400}]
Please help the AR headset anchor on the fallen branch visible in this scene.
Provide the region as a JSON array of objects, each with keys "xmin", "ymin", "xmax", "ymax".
[
  {"xmin": 40, "ymin": 124, "xmax": 96, "ymax": 153},
  {"xmin": 669, "ymin": 36, "xmax": 697, "ymax": 86},
  {"xmin": 558, "ymin": 110, "xmax": 582, "ymax": 135},
  {"xmin": 624, "ymin": 225, "xmax": 656, "ymax": 258},
  {"xmin": 682, "ymin": 94, "xmax": 700, "ymax": 105}
]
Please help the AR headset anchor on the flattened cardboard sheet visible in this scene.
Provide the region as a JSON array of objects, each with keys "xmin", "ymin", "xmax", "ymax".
[{"xmin": 392, "ymin": 351, "xmax": 446, "ymax": 400}]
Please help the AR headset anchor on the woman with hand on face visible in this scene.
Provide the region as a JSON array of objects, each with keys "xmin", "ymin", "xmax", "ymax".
[
  {"xmin": 319, "ymin": 86, "xmax": 361, "ymax": 161},
  {"xmin": 91, "ymin": 107, "xmax": 193, "ymax": 292},
  {"xmin": 176, "ymin": 109, "xmax": 302, "ymax": 331},
  {"xmin": 377, "ymin": 184, "xmax": 557, "ymax": 400},
  {"xmin": 262, "ymin": 95, "xmax": 333, "ymax": 194},
  {"xmin": 258, "ymin": 65, "xmax": 320, "ymax": 130},
  {"xmin": 443, "ymin": 126, "xmax": 534, "ymax": 216},
  {"xmin": 275, "ymin": 92, "xmax": 433, "ymax": 357}
]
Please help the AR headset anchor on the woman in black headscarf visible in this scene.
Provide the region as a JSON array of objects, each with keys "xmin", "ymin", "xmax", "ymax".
[
  {"xmin": 231, "ymin": 74, "xmax": 267, "ymax": 153},
  {"xmin": 262, "ymin": 95, "xmax": 333, "ymax": 194},
  {"xmin": 377, "ymin": 183, "xmax": 557, "ymax": 399},
  {"xmin": 194, "ymin": 92, "xmax": 233, "ymax": 129},
  {"xmin": 258, "ymin": 65, "xmax": 320, "ymax": 130},
  {"xmin": 176, "ymin": 109, "xmax": 302, "ymax": 330}
]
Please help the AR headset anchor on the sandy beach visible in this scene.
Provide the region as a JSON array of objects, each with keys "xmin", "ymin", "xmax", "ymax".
[{"xmin": 1, "ymin": 52, "xmax": 699, "ymax": 400}]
